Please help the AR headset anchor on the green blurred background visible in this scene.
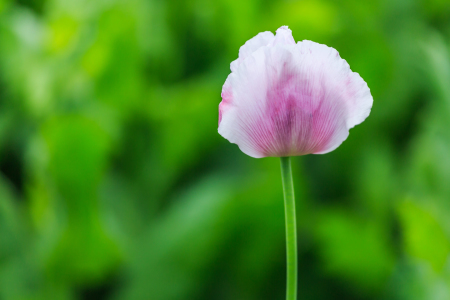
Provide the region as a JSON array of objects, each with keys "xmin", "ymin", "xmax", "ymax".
[{"xmin": 1, "ymin": 0, "xmax": 450, "ymax": 299}]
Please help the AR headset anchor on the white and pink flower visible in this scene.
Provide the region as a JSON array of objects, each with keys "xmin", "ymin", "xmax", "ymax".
[{"xmin": 218, "ymin": 26, "xmax": 373, "ymax": 158}]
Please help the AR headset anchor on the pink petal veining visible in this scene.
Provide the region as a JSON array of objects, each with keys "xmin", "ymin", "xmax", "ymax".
[{"xmin": 218, "ymin": 26, "xmax": 373, "ymax": 158}]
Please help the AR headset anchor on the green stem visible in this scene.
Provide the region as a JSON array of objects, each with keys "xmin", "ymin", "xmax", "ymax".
[{"xmin": 280, "ymin": 156, "xmax": 297, "ymax": 300}]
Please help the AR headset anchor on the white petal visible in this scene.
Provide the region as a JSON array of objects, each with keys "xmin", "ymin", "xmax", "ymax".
[
  {"xmin": 297, "ymin": 40, "xmax": 373, "ymax": 132},
  {"xmin": 230, "ymin": 31, "xmax": 274, "ymax": 73},
  {"xmin": 269, "ymin": 26, "xmax": 296, "ymax": 46}
]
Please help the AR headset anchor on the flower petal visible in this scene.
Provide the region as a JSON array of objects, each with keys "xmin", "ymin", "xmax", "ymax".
[
  {"xmin": 219, "ymin": 33, "xmax": 372, "ymax": 158},
  {"xmin": 230, "ymin": 31, "xmax": 274, "ymax": 73},
  {"xmin": 269, "ymin": 26, "xmax": 296, "ymax": 46}
]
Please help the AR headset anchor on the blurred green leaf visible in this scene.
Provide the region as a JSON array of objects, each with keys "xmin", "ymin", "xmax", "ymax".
[
  {"xmin": 315, "ymin": 209, "xmax": 394, "ymax": 292},
  {"xmin": 398, "ymin": 200, "xmax": 450, "ymax": 272}
]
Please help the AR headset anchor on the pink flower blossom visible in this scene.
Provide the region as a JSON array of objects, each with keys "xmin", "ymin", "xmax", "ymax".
[{"xmin": 218, "ymin": 26, "xmax": 373, "ymax": 158}]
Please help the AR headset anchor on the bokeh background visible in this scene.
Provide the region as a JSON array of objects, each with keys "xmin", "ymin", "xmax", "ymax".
[{"xmin": 1, "ymin": 0, "xmax": 450, "ymax": 299}]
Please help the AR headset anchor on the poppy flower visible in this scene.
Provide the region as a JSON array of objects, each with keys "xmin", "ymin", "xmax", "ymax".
[{"xmin": 218, "ymin": 26, "xmax": 373, "ymax": 158}]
